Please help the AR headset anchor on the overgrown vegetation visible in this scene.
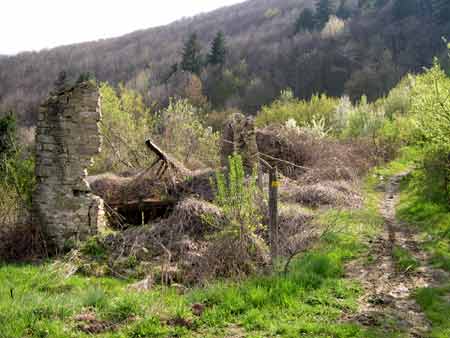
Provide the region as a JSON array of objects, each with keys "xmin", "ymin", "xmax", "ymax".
[
  {"xmin": 0, "ymin": 179, "xmax": 388, "ymax": 338},
  {"xmin": 1, "ymin": 4, "xmax": 450, "ymax": 337}
]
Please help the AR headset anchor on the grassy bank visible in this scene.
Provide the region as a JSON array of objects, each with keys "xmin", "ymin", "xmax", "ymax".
[
  {"xmin": 393, "ymin": 151, "xmax": 450, "ymax": 338},
  {"xmin": 0, "ymin": 173, "xmax": 389, "ymax": 338}
]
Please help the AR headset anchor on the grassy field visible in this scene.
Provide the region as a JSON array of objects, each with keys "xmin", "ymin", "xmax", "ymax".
[
  {"xmin": 4, "ymin": 150, "xmax": 448, "ymax": 338},
  {"xmin": 0, "ymin": 176, "xmax": 389, "ymax": 338}
]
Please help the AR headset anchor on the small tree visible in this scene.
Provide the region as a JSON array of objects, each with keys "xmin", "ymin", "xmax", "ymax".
[
  {"xmin": 213, "ymin": 154, "xmax": 261, "ymax": 240},
  {"xmin": 207, "ymin": 31, "xmax": 227, "ymax": 67},
  {"xmin": 295, "ymin": 8, "xmax": 316, "ymax": 32},
  {"xmin": 181, "ymin": 33, "xmax": 203, "ymax": 75}
]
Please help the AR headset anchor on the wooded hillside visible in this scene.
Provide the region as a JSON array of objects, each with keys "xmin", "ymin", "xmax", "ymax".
[{"xmin": 0, "ymin": 0, "xmax": 449, "ymax": 124}]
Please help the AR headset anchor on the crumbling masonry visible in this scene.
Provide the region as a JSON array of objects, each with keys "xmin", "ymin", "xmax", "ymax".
[
  {"xmin": 33, "ymin": 82, "xmax": 106, "ymax": 252},
  {"xmin": 221, "ymin": 113, "xmax": 259, "ymax": 174}
]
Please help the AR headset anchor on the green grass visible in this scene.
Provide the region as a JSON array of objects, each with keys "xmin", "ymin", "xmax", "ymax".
[
  {"xmin": 379, "ymin": 146, "xmax": 450, "ymax": 337},
  {"xmin": 0, "ymin": 154, "xmax": 410, "ymax": 338},
  {"xmin": 0, "ymin": 198, "xmax": 389, "ymax": 338},
  {"xmin": 415, "ymin": 285, "xmax": 450, "ymax": 338},
  {"xmin": 392, "ymin": 246, "xmax": 420, "ymax": 272},
  {"xmin": 0, "ymin": 247, "xmax": 385, "ymax": 337}
]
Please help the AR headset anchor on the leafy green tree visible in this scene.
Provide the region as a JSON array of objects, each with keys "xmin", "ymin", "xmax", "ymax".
[
  {"xmin": 295, "ymin": 8, "xmax": 316, "ymax": 32},
  {"xmin": 208, "ymin": 31, "xmax": 227, "ymax": 66},
  {"xmin": 213, "ymin": 154, "xmax": 261, "ymax": 239},
  {"xmin": 181, "ymin": 33, "xmax": 203, "ymax": 75},
  {"xmin": 393, "ymin": 0, "xmax": 418, "ymax": 20},
  {"xmin": 315, "ymin": 0, "xmax": 335, "ymax": 29},
  {"xmin": 0, "ymin": 114, "xmax": 34, "ymax": 209},
  {"xmin": 94, "ymin": 83, "xmax": 153, "ymax": 173}
]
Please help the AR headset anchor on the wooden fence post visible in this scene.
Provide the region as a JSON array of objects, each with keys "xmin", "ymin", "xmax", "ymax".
[{"xmin": 269, "ymin": 166, "xmax": 279, "ymax": 265}]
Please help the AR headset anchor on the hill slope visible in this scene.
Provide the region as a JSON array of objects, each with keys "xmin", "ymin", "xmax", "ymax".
[{"xmin": 0, "ymin": 0, "xmax": 448, "ymax": 124}]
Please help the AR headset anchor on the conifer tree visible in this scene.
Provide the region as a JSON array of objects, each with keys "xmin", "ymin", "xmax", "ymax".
[
  {"xmin": 208, "ymin": 31, "xmax": 227, "ymax": 66},
  {"xmin": 393, "ymin": 0, "xmax": 418, "ymax": 20},
  {"xmin": 181, "ymin": 33, "xmax": 203, "ymax": 75},
  {"xmin": 295, "ymin": 8, "xmax": 316, "ymax": 32},
  {"xmin": 315, "ymin": 0, "xmax": 334, "ymax": 29},
  {"xmin": 54, "ymin": 70, "xmax": 68, "ymax": 91},
  {"xmin": 336, "ymin": 0, "xmax": 351, "ymax": 19},
  {"xmin": 432, "ymin": 0, "xmax": 450, "ymax": 23}
]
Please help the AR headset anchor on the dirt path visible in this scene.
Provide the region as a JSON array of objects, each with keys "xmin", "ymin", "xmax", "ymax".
[{"xmin": 345, "ymin": 172, "xmax": 436, "ymax": 337}]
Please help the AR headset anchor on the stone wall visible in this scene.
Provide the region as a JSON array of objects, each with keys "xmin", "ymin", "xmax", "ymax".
[
  {"xmin": 221, "ymin": 113, "xmax": 259, "ymax": 174},
  {"xmin": 33, "ymin": 82, "xmax": 106, "ymax": 252}
]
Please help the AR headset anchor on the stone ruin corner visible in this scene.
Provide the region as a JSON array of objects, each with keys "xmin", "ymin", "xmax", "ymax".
[{"xmin": 33, "ymin": 81, "xmax": 106, "ymax": 252}]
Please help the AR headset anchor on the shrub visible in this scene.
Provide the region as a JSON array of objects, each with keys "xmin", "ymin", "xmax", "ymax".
[
  {"xmin": 410, "ymin": 61, "xmax": 450, "ymax": 199},
  {"xmin": 382, "ymin": 75, "xmax": 413, "ymax": 119},
  {"xmin": 92, "ymin": 83, "xmax": 154, "ymax": 173},
  {"xmin": 213, "ymin": 154, "xmax": 262, "ymax": 238},
  {"xmin": 157, "ymin": 98, "xmax": 220, "ymax": 169},
  {"xmin": 341, "ymin": 96, "xmax": 384, "ymax": 139},
  {"xmin": 321, "ymin": 16, "xmax": 346, "ymax": 39},
  {"xmin": 256, "ymin": 89, "xmax": 338, "ymax": 129}
]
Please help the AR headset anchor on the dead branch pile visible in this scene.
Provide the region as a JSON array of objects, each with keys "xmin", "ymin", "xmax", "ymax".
[
  {"xmin": 288, "ymin": 180, "xmax": 362, "ymax": 208},
  {"xmin": 256, "ymin": 126, "xmax": 375, "ymax": 183},
  {"xmin": 87, "ymin": 167, "xmax": 215, "ymax": 210},
  {"xmin": 104, "ymin": 198, "xmax": 224, "ymax": 260},
  {"xmin": 183, "ymin": 235, "xmax": 270, "ymax": 284}
]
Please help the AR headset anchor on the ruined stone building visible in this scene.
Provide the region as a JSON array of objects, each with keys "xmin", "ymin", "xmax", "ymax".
[{"xmin": 33, "ymin": 82, "xmax": 106, "ymax": 252}]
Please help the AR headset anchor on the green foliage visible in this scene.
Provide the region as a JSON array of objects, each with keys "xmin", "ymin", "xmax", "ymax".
[
  {"xmin": 415, "ymin": 285, "xmax": 450, "ymax": 337},
  {"xmin": 82, "ymin": 286, "xmax": 109, "ymax": 309},
  {"xmin": 412, "ymin": 61, "xmax": 450, "ymax": 154},
  {"xmin": 0, "ymin": 114, "xmax": 35, "ymax": 211},
  {"xmin": 80, "ymin": 236, "xmax": 107, "ymax": 259},
  {"xmin": 76, "ymin": 71, "xmax": 93, "ymax": 84},
  {"xmin": 256, "ymin": 89, "xmax": 338, "ymax": 129},
  {"xmin": 341, "ymin": 96, "xmax": 384, "ymax": 139},
  {"xmin": 213, "ymin": 154, "xmax": 261, "ymax": 238},
  {"xmin": 392, "ymin": 246, "xmax": 420, "ymax": 272},
  {"xmin": 0, "ymin": 113, "xmax": 16, "ymax": 158},
  {"xmin": 93, "ymin": 82, "xmax": 153, "ymax": 173},
  {"xmin": 181, "ymin": 33, "xmax": 203, "ymax": 75},
  {"xmin": 0, "ymin": 163, "xmax": 395, "ymax": 337},
  {"xmin": 207, "ymin": 31, "xmax": 227, "ymax": 66},
  {"xmin": 295, "ymin": 8, "xmax": 315, "ymax": 32},
  {"xmin": 158, "ymin": 98, "xmax": 220, "ymax": 169},
  {"xmin": 128, "ymin": 317, "xmax": 171, "ymax": 337},
  {"xmin": 381, "ymin": 75, "xmax": 413, "ymax": 119}
]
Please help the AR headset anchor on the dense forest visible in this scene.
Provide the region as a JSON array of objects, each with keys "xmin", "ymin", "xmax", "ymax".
[{"xmin": 1, "ymin": 0, "xmax": 449, "ymax": 124}]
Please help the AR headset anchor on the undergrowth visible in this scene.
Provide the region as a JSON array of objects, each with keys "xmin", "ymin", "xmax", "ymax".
[
  {"xmin": 382, "ymin": 146, "xmax": 450, "ymax": 337},
  {"xmin": 0, "ymin": 168, "xmax": 394, "ymax": 338}
]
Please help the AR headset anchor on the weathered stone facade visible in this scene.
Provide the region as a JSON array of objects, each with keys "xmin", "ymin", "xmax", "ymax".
[
  {"xmin": 33, "ymin": 82, "xmax": 106, "ymax": 252},
  {"xmin": 221, "ymin": 113, "xmax": 259, "ymax": 174}
]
